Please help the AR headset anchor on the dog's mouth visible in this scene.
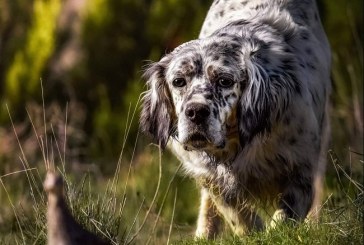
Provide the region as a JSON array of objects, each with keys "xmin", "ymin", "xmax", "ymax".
[
  {"xmin": 184, "ymin": 133, "xmax": 209, "ymax": 150},
  {"xmin": 183, "ymin": 132, "xmax": 226, "ymax": 151}
]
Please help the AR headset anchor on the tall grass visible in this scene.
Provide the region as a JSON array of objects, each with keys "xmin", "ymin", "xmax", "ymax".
[{"xmin": 0, "ymin": 95, "xmax": 193, "ymax": 244}]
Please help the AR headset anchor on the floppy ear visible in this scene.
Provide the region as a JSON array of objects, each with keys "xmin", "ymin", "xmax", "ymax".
[
  {"xmin": 237, "ymin": 62, "xmax": 274, "ymax": 146},
  {"xmin": 237, "ymin": 43, "xmax": 300, "ymax": 146},
  {"xmin": 140, "ymin": 56, "xmax": 174, "ymax": 149}
]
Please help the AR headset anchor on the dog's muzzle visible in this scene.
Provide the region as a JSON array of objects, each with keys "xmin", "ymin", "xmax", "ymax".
[{"xmin": 182, "ymin": 103, "xmax": 212, "ymax": 149}]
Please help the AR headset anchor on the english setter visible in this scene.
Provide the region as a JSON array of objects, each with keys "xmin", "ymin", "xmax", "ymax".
[{"xmin": 140, "ymin": 0, "xmax": 331, "ymax": 238}]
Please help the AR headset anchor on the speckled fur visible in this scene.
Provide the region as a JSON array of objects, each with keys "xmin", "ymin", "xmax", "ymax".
[{"xmin": 140, "ymin": 0, "xmax": 331, "ymax": 238}]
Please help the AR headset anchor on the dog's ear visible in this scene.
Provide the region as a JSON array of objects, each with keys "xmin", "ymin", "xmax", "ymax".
[
  {"xmin": 237, "ymin": 42, "xmax": 300, "ymax": 146},
  {"xmin": 140, "ymin": 56, "xmax": 174, "ymax": 149},
  {"xmin": 237, "ymin": 62, "xmax": 273, "ymax": 146}
]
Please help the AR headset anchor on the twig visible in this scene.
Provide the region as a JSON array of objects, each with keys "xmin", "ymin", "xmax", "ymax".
[{"xmin": 167, "ymin": 189, "xmax": 178, "ymax": 245}]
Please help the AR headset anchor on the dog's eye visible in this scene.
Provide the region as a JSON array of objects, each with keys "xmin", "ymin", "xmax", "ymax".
[
  {"xmin": 172, "ymin": 78, "xmax": 186, "ymax": 87},
  {"xmin": 217, "ymin": 78, "xmax": 234, "ymax": 88}
]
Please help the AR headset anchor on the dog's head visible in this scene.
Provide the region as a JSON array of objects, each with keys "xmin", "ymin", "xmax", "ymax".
[{"xmin": 140, "ymin": 30, "xmax": 299, "ymax": 152}]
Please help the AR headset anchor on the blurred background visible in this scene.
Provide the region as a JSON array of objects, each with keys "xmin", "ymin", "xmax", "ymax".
[{"xmin": 0, "ymin": 0, "xmax": 362, "ymax": 243}]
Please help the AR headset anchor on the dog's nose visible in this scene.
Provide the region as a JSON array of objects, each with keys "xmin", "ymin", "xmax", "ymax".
[{"xmin": 185, "ymin": 103, "xmax": 210, "ymax": 124}]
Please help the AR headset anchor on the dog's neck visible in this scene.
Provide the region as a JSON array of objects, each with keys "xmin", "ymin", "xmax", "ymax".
[{"xmin": 168, "ymin": 120, "xmax": 242, "ymax": 179}]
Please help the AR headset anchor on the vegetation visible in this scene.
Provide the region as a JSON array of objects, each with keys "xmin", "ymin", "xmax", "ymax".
[{"xmin": 0, "ymin": 0, "xmax": 362, "ymax": 244}]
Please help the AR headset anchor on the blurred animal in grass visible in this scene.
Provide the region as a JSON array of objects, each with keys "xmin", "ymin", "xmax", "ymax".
[{"xmin": 44, "ymin": 171, "xmax": 110, "ymax": 245}]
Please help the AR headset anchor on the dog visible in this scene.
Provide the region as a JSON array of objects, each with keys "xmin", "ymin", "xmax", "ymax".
[{"xmin": 140, "ymin": 0, "xmax": 331, "ymax": 239}]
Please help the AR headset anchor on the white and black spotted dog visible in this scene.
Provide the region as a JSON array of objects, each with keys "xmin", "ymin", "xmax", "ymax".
[{"xmin": 140, "ymin": 0, "xmax": 331, "ymax": 238}]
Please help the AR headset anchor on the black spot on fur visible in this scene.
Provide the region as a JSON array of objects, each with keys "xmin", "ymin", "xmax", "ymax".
[
  {"xmin": 232, "ymin": 36, "xmax": 240, "ymax": 42},
  {"xmin": 281, "ymin": 63, "xmax": 294, "ymax": 71},
  {"xmin": 210, "ymin": 42, "xmax": 219, "ymax": 49},
  {"xmin": 213, "ymin": 102, "xmax": 219, "ymax": 109},
  {"xmin": 194, "ymin": 58, "xmax": 203, "ymax": 77},
  {"xmin": 213, "ymin": 108, "xmax": 218, "ymax": 118},
  {"xmin": 223, "ymin": 59, "xmax": 231, "ymax": 66},
  {"xmin": 300, "ymin": 31, "xmax": 310, "ymax": 40},
  {"xmin": 282, "ymin": 58, "xmax": 293, "ymax": 65},
  {"xmin": 311, "ymin": 90, "xmax": 321, "ymax": 106},
  {"xmin": 276, "ymin": 154, "xmax": 289, "ymax": 166},
  {"xmin": 238, "ymin": 106, "xmax": 271, "ymax": 146},
  {"xmin": 254, "ymin": 3, "xmax": 268, "ymax": 10},
  {"xmin": 225, "ymin": 19, "xmax": 250, "ymax": 28},
  {"xmin": 230, "ymin": 43, "xmax": 240, "ymax": 50},
  {"xmin": 283, "ymin": 117, "xmax": 290, "ymax": 125},
  {"xmin": 305, "ymin": 48, "xmax": 312, "ymax": 55},
  {"xmin": 219, "ymin": 10, "xmax": 224, "ymax": 17},
  {"xmin": 186, "ymin": 92, "xmax": 193, "ymax": 102},
  {"xmin": 224, "ymin": 94, "xmax": 231, "ymax": 101},
  {"xmin": 289, "ymin": 137, "xmax": 297, "ymax": 145},
  {"xmin": 205, "ymin": 94, "xmax": 213, "ymax": 100},
  {"xmin": 220, "ymin": 98, "xmax": 227, "ymax": 107},
  {"xmin": 259, "ymin": 42, "xmax": 271, "ymax": 50},
  {"xmin": 307, "ymin": 62, "xmax": 316, "ymax": 70},
  {"xmin": 299, "ymin": 11, "xmax": 309, "ymax": 21},
  {"xmin": 261, "ymin": 58, "xmax": 270, "ymax": 64},
  {"xmin": 310, "ymin": 132, "xmax": 318, "ymax": 142},
  {"xmin": 287, "ymin": 72, "xmax": 301, "ymax": 94},
  {"xmin": 284, "ymin": 32, "xmax": 294, "ymax": 42},
  {"xmin": 283, "ymin": 47, "xmax": 292, "ymax": 54}
]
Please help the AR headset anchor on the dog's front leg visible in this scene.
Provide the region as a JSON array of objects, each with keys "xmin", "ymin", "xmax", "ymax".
[
  {"xmin": 270, "ymin": 175, "xmax": 314, "ymax": 228},
  {"xmin": 195, "ymin": 188, "xmax": 221, "ymax": 239}
]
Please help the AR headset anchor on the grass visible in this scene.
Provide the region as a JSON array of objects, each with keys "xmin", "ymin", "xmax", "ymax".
[
  {"xmin": 0, "ymin": 160, "xmax": 362, "ymax": 244},
  {"xmin": 0, "ymin": 99, "xmax": 196, "ymax": 244}
]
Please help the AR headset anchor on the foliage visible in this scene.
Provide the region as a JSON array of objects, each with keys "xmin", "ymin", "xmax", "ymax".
[
  {"xmin": 320, "ymin": 0, "xmax": 363, "ymax": 158},
  {"xmin": 3, "ymin": 0, "xmax": 61, "ymax": 111}
]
